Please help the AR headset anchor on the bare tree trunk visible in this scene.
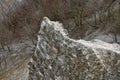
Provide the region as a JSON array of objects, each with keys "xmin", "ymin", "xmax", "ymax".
[
  {"xmin": 80, "ymin": 7, "xmax": 83, "ymax": 26},
  {"xmin": 7, "ymin": 45, "xmax": 11, "ymax": 52},
  {"xmin": 2, "ymin": 55, "xmax": 7, "ymax": 70},
  {"xmin": 31, "ymin": 39, "xmax": 35, "ymax": 46},
  {"xmin": 1, "ymin": 42, "xmax": 5, "ymax": 50},
  {"xmin": 114, "ymin": 33, "xmax": 118, "ymax": 43},
  {"xmin": 94, "ymin": 14, "xmax": 98, "ymax": 29},
  {"xmin": 10, "ymin": 56, "xmax": 15, "ymax": 65}
]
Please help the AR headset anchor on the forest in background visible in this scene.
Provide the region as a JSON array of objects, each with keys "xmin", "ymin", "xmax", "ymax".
[{"xmin": 0, "ymin": 0, "xmax": 120, "ymax": 51}]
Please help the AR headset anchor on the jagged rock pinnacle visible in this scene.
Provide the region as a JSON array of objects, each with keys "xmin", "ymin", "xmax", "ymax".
[{"xmin": 43, "ymin": 17, "xmax": 50, "ymax": 22}]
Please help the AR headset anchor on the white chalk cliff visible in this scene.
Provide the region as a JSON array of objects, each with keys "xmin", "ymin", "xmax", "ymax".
[{"xmin": 28, "ymin": 17, "xmax": 120, "ymax": 80}]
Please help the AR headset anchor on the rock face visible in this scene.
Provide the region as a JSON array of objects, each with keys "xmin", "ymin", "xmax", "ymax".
[{"xmin": 28, "ymin": 17, "xmax": 120, "ymax": 80}]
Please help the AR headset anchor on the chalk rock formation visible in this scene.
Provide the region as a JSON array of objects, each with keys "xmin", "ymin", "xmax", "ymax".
[{"xmin": 28, "ymin": 17, "xmax": 120, "ymax": 80}]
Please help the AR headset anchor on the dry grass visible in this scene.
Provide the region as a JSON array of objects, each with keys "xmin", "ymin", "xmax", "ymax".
[{"xmin": 0, "ymin": 57, "xmax": 30, "ymax": 80}]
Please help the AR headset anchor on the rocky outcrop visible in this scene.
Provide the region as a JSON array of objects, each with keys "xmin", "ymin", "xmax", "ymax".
[
  {"xmin": 28, "ymin": 17, "xmax": 120, "ymax": 80},
  {"xmin": 1, "ymin": 17, "xmax": 119, "ymax": 80}
]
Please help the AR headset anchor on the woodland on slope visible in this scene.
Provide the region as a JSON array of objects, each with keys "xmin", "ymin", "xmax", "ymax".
[{"xmin": 0, "ymin": 0, "xmax": 120, "ymax": 52}]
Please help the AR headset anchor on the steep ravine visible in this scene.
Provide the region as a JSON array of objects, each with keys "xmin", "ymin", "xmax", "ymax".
[{"xmin": 28, "ymin": 17, "xmax": 120, "ymax": 80}]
